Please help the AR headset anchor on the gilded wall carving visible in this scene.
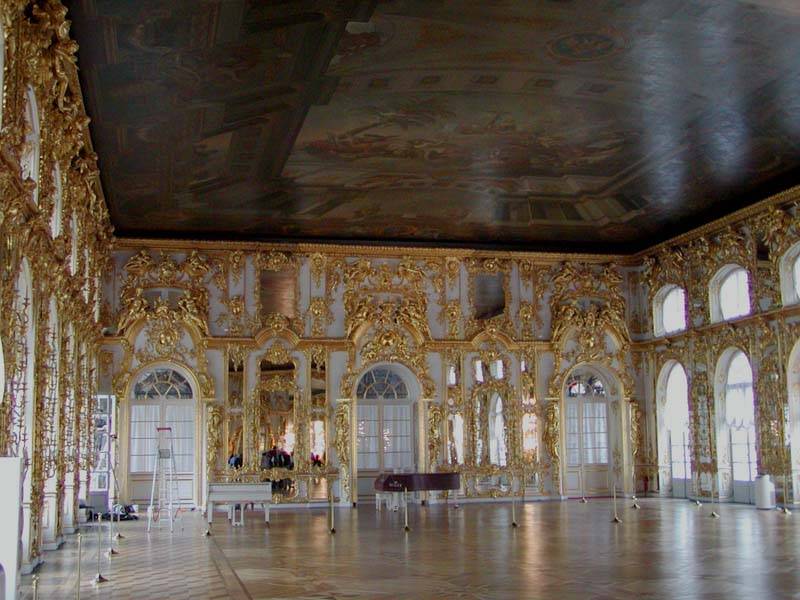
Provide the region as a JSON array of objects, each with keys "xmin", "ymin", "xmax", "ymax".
[{"xmin": 0, "ymin": 0, "xmax": 111, "ymax": 568}]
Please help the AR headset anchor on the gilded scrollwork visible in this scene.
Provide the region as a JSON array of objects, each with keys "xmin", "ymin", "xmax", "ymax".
[
  {"xmin": 333, "ymin": 400, "xmax": 352, "ymax": 502},
  {"xmin": 306, "ymin": 296, "xmax": 333, "ymax": 337},
  {"xmin": 427, "ymin": 403, "xmax": 444, "ymax": 469}
]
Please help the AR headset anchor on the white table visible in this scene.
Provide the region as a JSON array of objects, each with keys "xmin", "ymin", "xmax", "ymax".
[{"xmin": 207, "ymin": 483, "xmax": 272, "ymax": 527}]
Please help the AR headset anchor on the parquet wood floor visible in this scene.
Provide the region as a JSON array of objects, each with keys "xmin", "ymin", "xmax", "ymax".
[{"xmin": 19, "ymin": 498, "xmax": 800, "ymax": 599}]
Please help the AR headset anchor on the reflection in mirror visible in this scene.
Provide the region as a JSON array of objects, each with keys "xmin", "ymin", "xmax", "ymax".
[
  {"xmin": 259, "ymin": 270, "xmax": 296, "ymax": 318},
  {"xmin": 447, "ymin": 413, "xmax": 464, "ymax": 465},
  {"xmin": 488, "ymin": 393, "xmax": 507, "ymax": 466},
  {"xmin": 309, "ymin": 357, "xmax": 326, "ymax": 466},
  {"xmin": 474, "ymin": 360, "xmax": 484, "ymax": 383},
  {"xmin": 476, "ymin": 473, "xmax": 511, "ymax": 494},
  {"xmin": 227, "ymin": 357, "xmax": 243, "ymax": 408},
  {"xmin": 227, "ymin": 414, "xmax": 243, "ymax": 468},
  {"xmin": 489, "ymin": 359, "xmax": 504, "ymax": 380},
  {"xmin": 522, "ymin": 413, "xmax": 538, "ymax": 461},
  {"xmin": 474, "ymin": 393, "xmax": 484, "ymax": 465},
  {"xmin": 447, "ymin": 364, "xmax": 458, "ymax": 386},
  {"xmin": 474, "ymin": 272, "xmax": 505, "ymax": 320},
  {"xmin": 258, "ymin": 359, "xmax": 296, "ymax": 459},
  {"xmin": 309, "ymin": 356, "xmax": 328, "ymax": 500}
]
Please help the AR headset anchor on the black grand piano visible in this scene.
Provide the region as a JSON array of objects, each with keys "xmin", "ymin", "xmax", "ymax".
[
  {"xmin": 374, "ymin": 472, "xmax": 460, "ymax": 494},
  {"xmin": 374, "ymin": 472, "xmax": 460, "ymax": 530}
]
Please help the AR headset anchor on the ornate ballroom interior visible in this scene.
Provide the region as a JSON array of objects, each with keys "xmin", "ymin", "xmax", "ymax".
[{"xmin": 1, "ymin": 1, "xmax": 800, "ymax": 598}]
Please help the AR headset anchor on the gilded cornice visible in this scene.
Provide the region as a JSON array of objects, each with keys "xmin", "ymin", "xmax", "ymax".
[
  {"xmin": 632, "ymin": 184, "xmax": 800, "ymax": 260},
  {"xmin": 112, "ymin": 237, "xmax": 628, "ymax": 264}
]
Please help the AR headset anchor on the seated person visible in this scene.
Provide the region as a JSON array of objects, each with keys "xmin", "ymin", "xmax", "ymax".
[{"xmin": 228, "ymin": 453, "xmax": 243, "ymax": 469}]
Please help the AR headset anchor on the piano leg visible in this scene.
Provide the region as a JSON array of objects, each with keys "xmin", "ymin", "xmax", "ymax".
[{"xmin": 264, "ymin": 502, "xmax": 270, "ymax": 526}]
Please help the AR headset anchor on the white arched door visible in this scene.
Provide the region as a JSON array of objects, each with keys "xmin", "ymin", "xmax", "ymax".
[
  {"xmin": 720, "ymin": 352, "xmax": 756, "ymax": 504},
  {"xmin": 355, "ymin": 366, "xmax": 417, "ymax": 498},
  {"xmin": 564, "ymin": 373, "xmax": 611, "ymax": 497},
  {"xmin": 659, "ymin": 363, "xmax": 692, "ymax": 498},
  {"xmin": 128, "ymin": 368, "xmax": 197, "ymax": 506}
]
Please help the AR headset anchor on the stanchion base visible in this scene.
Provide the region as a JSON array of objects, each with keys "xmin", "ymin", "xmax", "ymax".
[
  {"xmin": 611, "ymin": 516, "xmax": 622, "ymax": 523},
  {"xmin": 452, "ymin": 504, "xmax": 460, "ymax": 510},
  {"xmin": 511, "ymin": 521, "xmax": 518, "ymax": 528},
  {"xmin": 330, "ymin": 527, "xmax": 336, "ymax": 534},
  {"xmin": 631, "ymin": 502, "xmax": 641, "ymax": 510},
  {"xmin": 93, "ymin": 574, "xmax": 109, "ymax": 585},
  {"xmin": 580, "ymin": 497, "xmax": 588, "ymax": 504},
  {"xmin": 709, "ymin": 511, "xmax": 720, "ymax": 518},
  {"xmin": 781, "ymin": 507, "xmax": 792, "ymax": 515},
  {"xmin": 404, "ymin": 525, "xmax": 410, "ymax": 532},
  {"xmin": 114, "ymin": 533, "xmax": 125, "ymax": 540},
  {"xmin": 107, "ymin": 548, "xmax": 119, "ymax": 557},
  {"xmin": 694, "ymin": 500, "xmax": 703, "ymax": 507},
  {"xmin": 203, "ymin": 529, "xmax": 212, "ymax": 537}
]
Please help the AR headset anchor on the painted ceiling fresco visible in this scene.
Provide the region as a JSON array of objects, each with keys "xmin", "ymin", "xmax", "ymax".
[{"xmin": 69, "ymin": 0, "xmax": 800, "ymax": 251}]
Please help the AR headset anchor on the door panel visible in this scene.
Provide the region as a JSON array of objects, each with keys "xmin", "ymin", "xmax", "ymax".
[{"xmin": 564, "ymin": 393, "xmax": 610, "ymax": 497}]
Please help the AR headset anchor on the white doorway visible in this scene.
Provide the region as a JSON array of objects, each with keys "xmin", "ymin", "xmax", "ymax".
[
  {"xmin": 658, "ymin": 362, "xmax": 692, "ymax": 498},
  {"xmin": 716, "ymin": 350, "xmax": 757, "ymax": 504},
  {"xmin": 128, "ymin": 368, "xmax": 197, "ymax": 506},
  {"xmin": 563, "ymin": 373, "xmax": 611, "ymax": 497},
  {"xmin": 355, "ymin": 366, "xmax": 417, "ymax": 498}
]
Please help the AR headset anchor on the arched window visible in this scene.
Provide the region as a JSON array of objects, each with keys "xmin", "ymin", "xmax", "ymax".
[
  {"xmin": 659, "ymin": 363, "xmax": 692, "ymax": 497},
  {"xmin": 779, "ymin": 243, "xmax": 800, "ymax": 306},
  {"xmin": 488, "ymin": 393, "xmax": 507, "ymax": 466},
  {"xmin": 793, "ymin": 256, "xmax": 800, "ymax": 301},
  {"xmin": 718, "ymin": 351, "xmax": 757, "ymax": 502},
  {"xmin": 709, "ymin": 265, "xmax": 750, "ymax": 322},
  {"xmin": 21, "ymin": 87, "xmax": 40, "ymax": 204},
  {"xmin": 725, "ymin": 352, "xmax": 756, "ymax": 477},
  {"xmin": 129, "ymin": 368, "xmax": 195, "ymax": 481},
  {"xmin": 654, "ymin": 285, "xmax": 686, "ymax": 336},
  {"xmin": 356, "ymin": 367, "xmax": 413, "ymax": 472},
  {"xmin": 711, "ymin": 266, "xmax": 750, "ymax": 322}
]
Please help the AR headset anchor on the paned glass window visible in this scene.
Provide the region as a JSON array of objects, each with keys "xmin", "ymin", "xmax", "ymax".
[{"xmin": 130, "ymin": 369, "xmax": 194, "ymax": 474}]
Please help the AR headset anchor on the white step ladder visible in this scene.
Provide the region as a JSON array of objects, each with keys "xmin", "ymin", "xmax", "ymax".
[{"xmin": 147, "ymin": 426, "xmax": 181, "ymax": 532}]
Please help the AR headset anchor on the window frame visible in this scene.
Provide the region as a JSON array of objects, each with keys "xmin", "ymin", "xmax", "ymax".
[{"xmin": 709, "ymin": 264, "xmax": 750, "ymax": 323}]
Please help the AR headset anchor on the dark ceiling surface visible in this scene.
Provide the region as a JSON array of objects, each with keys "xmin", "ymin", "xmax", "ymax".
[{"xmin": 68, "ymin": 0, "xmax": 800, "ymax": 252}]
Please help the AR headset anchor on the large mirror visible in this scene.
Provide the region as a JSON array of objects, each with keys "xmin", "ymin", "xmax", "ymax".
[
  {"xmin": 474, "ymin": 272, "xmax": 506, "ymax": 321},
  {"xmin": 308, "ymin": 356, "xmax": 328, "ymax": 500},
  {"xmin": 257, "ymin": 358, "xmax": 296, "ymax": 460},
  {"xmin": 309, "ymin": 356, "xmax": 327, "ymax": 467},
  {"xmin": 447, "ymin": 412, "xmax": 464, "ymax": 465},
  {"xmin": 251, "ymin": 356, "xmax": 298, "ymax": 498}
]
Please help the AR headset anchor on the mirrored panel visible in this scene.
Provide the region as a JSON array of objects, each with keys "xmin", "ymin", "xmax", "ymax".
[{"xmin": 474, "ymin": 272, "xmax": 505, "ymax": 320}]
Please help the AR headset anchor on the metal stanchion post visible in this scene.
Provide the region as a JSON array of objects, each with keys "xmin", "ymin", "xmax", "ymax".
[
  {"xmin": 511, "ymin": 496, "xmax": 518, "ymax": 528},
  {"xmin": 710, "ymin": 474, "xmax": 720, "ymax": 518},
  {"xmin": 110, "ymin": 435, "xmax": 125, "ymax": 540},
  {"xmin": 329, "ymin": 484, "xmax": 336, "ymax": 534},
  {"xmin": 611, "ymin": 484, "xmax": 622, "ymax": 523},
  {"xmin": 93, "ymin": 517, "xmax": 109, "ymax": 584},
  {"xmin": 108, "ymin": 510, "xmax": 119, "ymax": 557},
  {"xmin": 403, "ymin": 487, "xmax": 410, "ymax": 532},
  {"xmin": 782, "ymin": 470, "xmax": 792, "ymax": 515},
  {"xmin": 76, "ymin": 533, "xmax": 82, "ymax": 600}
]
